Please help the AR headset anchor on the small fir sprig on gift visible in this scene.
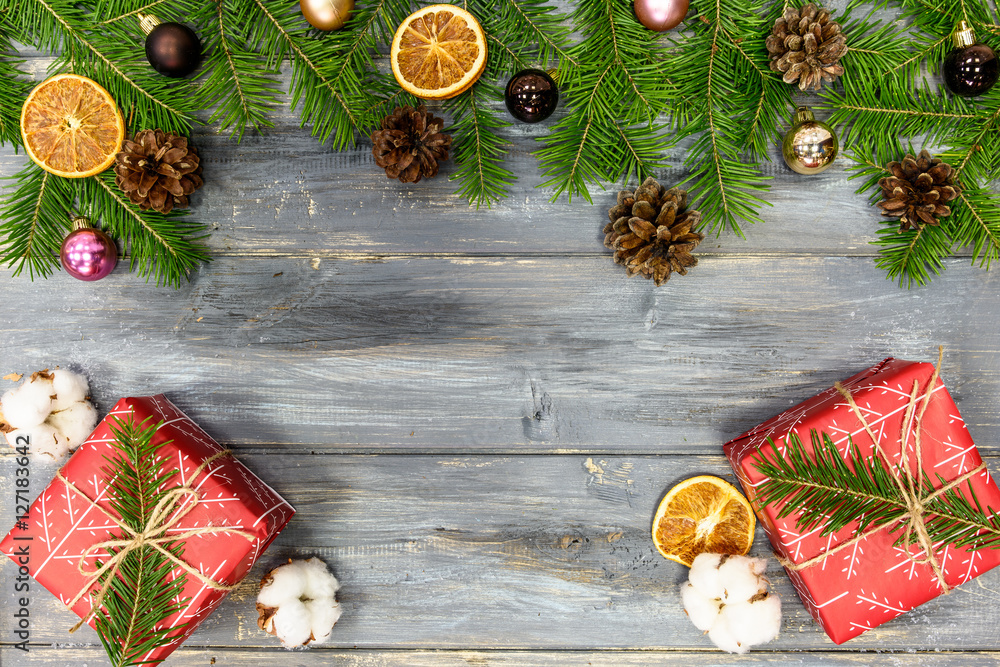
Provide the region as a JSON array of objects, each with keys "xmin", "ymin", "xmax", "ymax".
[
  {"xmin": 753, "ymin": 430, "xmax": 1000, "ymax": 553},
  {"xmin": 92, "ymin": 417, "xmax": 190, "ymax": 667}
]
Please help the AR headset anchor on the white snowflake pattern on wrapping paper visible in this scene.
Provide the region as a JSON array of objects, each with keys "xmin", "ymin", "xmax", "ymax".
[{"xmin": 855, "ymin": 587, "xmax": 911, "ymax": 618}]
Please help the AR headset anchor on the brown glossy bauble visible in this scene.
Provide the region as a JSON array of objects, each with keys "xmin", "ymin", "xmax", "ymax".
[
  {"xmin": 634, "ymin": 0, "xmax": 688, "ymax": 32},
  {"xmin": 300, "ymin": 0, "xmax": 354, "ymax": 31},
  {"xmin": 145, "ymin": 22, "xmax": 202, "ymax": 78},
  {"xmin": 782, "ymin": 107, "xmax": 838, "ymax": 175},
  {"xmin": 943, "ymin": 21, "xmax": 998, "ymax": 97}
]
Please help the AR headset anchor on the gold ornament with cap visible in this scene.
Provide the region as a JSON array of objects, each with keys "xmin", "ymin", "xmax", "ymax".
[{"xmin": 782, "ymin": 107, "xmax": 838, "ymax": 176}]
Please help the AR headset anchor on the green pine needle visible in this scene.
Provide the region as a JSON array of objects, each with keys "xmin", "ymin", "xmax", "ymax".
[
  {"xmin": 0, "ymin": 164, "xmax": 75, "ymax": 279},
  {"xmin": 754, "ymin": 430, "xmax": 1000, "ymax": 553},
  {"xmin": 95, "ymin": 416, "xmax": 189, "ymax": 667}
]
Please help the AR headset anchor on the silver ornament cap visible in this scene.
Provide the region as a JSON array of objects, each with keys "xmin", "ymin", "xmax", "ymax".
[{"xmin": 782, "ymin": 107, "xmax": 838, "ymax": 175}]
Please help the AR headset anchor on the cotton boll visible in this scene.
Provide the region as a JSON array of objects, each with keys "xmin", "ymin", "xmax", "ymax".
[
  {"xmin": 304, "ymin": 598, "xmax": 342, "ymax": 644},
  {"xmin": 47, "ymin": 402, "xmax": 98, "ymax": 450},
  {"xmin": 680, "ymin": 581, "xmax": 720, "ymax": 632},
  {"xmin": 718, "ymin": 555, "xmax": 767, "ymax": 603},
  {"xmin": 271, "ymin": 599, "xmax": 313, "ymax": 648},
  {"xmin": 257, "ymin": 558, "xmax": 343, "ymax": 649},
  {"xmin": 688, "ymin": 552, "xmax": 725, "ymax": 599},
  {"xmin": 29, "ymin": 424, "xmax": 70, "ymax": 462},
  {"xmin": 681, "ymin": 552, "xmax": 782, "ymax": 655},
  {"xmin": 51, "ymin": 369, "xmax": 89, "ymax": 410},
  {"xmin": 707, "ymin": 615, "xmax": 747, "ymax": 654},
  {"xmin": 1, "ymin": 380, "xmax": 54, "ymax": 428}
]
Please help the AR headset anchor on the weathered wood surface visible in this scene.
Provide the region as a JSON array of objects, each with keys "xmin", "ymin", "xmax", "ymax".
[
  {"xmin": 5, "ymin": 0, "xmax": 1000, "ymax": 663},
  {"xmin": 1, "ymin": 255, "xmax": 997, "ymax": 454},
  {"xmin": 3, "ymin": 455, "xmax": 1000, "ymax": 657}
]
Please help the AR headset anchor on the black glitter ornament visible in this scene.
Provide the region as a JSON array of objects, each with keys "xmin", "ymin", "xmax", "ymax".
[
  {"xmin": 504, "ymin": 69, "xmax": 558, "ymax": 123},
  {"xmin": 141, "ymin": 14, "xmax": 202, "ymax": 78},
  {"xmin": 943, "ymin": 20, "xmax": 998, "ymax": 97}
]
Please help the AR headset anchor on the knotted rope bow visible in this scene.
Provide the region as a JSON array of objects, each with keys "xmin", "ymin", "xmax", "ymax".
[
  {"xmin": 60, "ymin": 448, "xmax": 257, "ymax": 632},
  {"xmin": 776, "ymin": 348, "xmax": 986, "ymax": 593}
]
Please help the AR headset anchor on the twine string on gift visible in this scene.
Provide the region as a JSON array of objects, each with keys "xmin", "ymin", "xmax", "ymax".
[
  {"xmin": 58, "ymin": 448, "xmax": 257, "ymax": 632},
  {"xmin": 775, "ymin": 347, "xmax": 987, "ymax": 593}
]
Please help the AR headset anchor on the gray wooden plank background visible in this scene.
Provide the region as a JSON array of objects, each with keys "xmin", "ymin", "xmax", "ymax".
[{"xmin": 3, "ymin": 0, "xmax": 1000, "ymax": 664}]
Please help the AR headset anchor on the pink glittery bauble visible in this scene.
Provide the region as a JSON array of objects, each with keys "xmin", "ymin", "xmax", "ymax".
[
  {"xmin": 60, "ymin": 227, "xmax": 118, "ymax": 281},
  {"xmin": 634, "ymin": 0, "xmax": 688, "ymax": 32}
]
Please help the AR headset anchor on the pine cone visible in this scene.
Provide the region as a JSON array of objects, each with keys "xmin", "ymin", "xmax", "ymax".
[
  {"xmin": 766, "ymin": 4, "xmax": 847, "ymax": 92},
  {"xmin": 372, "ymin": 106, "xmax": 451, "ymax": 183},
  {"xmin": 877, "ymin": 150, "xmax": 960, "ymax": 231},
  {"xmin": 603, "ymin": 177, "xmax": 705, "ymax": 286},
  {"xmin": 114, "ymin": 130, "xmax": 203, "ymax": 214}
]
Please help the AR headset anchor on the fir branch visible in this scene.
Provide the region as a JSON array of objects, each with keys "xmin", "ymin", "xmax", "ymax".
[
  {"xmin": 0, "ymin": 164, "xmax": 75, "ymax": 279},
  {"xmin": 754, "ymin": 430, "xmax": 1000, "ymax": 552},
  {"xmin": 535, "ymin": 0, "xmax": 674, "ymax": 203},
  {"xmin": 199, "ymin": 0, "xmax": 282, "ymax": 141},
  {"xmin": 96, "ymin": 416, "xmax": 188, "ymax": 667},
  {"xmin": 666, "ymin": 0, "xmax": 785, "ymax": 236},
  {"xmin": 80, "ymin": 172, "xmax": 210, "ymax": 288},
  {"xmin": 446, "ymin": 81, "xmax": 516, "ymax": 209}
]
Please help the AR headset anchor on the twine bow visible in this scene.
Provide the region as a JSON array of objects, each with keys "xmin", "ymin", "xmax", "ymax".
[
  {"xmin": 60, "ymin": 449, "xmax": 257, "ymax": 632},
  {"xmin": 776, "ymin": 347, "xmax": 986, "ymax": 593}
]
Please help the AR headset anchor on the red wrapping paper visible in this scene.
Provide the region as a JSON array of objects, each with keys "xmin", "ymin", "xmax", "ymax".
[
  {"xmin": 724, "ymin": 358, "xmax": 1000, "ymax": 644},
  {"xmin": 1, "ymin": 395, "xmax": 295, "ymax": 663}
]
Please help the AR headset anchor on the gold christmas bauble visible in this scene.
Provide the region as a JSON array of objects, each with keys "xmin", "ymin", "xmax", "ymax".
[
  {"xmin": 782, "ymin": 107, "xmax": 838, "ymax": 175},
  {"xmin": 300, "ymin": 0, "xmax": 353, "ymax": 31}
]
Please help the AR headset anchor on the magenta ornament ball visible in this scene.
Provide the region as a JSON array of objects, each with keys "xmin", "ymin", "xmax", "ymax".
[
  {"xmin": 60, "ymin": 227, "xmax": 118, "ymax": 281},
  {"xmin": 634, "ymin": 0, "xmax": 689, "ymax": 32}
]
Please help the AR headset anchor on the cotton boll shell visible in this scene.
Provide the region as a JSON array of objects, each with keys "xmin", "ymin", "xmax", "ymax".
[
  {"xmin": 47, "ymin": 402, "xmax": 98, "ymax": 449},
  {"xmin": 707, "ymin": 615, "xmax": 747, "ymax": 654},
  {"xmin": 28, "ymin": 424, "xmax": 70, "ymax": 462},
  {"xmin": 1, "ymin": 379, "xmax": 55, "ymax": 428},
  {"xmin": 271, "ymin": 599, "xmax": 314, "ymax": 648},
  {"xmin": 680, "ymin": 582, "xmax": 721, "ymax": 632},
  {"xmin": 51, "ymin": 369, "xmax": 89, "ymax": 410},
  {"xmin": 688, "ymin": 552, "xmax": 725, "ymax": 599},
  {"xmin": 305, "ymin": 598, "xmax": 342, "ymax": 644},
  {"xmin": 718, "ymin": 555, "xmax": 766, "ymax": 603},
  {"xmin": 302, "ymin": 557, "xmax": 340, "ymax": 599}
]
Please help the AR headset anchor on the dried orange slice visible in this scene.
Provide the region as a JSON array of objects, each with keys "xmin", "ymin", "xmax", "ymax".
[
  {"xmin": 652, "ymin": 475, "xmax": 755, "ymax": 567},
  {"xmin": 21, "ymin": 74, "xmax": 125, "ymax": 178},
  {"xmin": 390, "ymin": 4, "xmax": 487, "ymax": 100}
]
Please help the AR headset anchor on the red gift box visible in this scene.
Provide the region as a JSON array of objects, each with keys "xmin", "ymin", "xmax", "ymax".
[
  {"xmin": 724, "ymin": 358, "xmax": 1000, "ymax": 644},
  {"xmin": 1, "ymin": 395, "xmax": 295, "ymax": 663}
]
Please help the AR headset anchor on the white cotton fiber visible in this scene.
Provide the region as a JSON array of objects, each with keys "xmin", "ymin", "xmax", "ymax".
[
  {"xmin": 304, "ymin": 598, "xmax": 342, "ymax": 644},
  {"xmin": 47, "ymin": 402, "xmax": 98, "ymax": 450},
  {"xmin": 680, "ymin": 581, "xmax": 720, "ymax": 632},
  {"xmin": 51, "ymin": 369, "xmax": 90, "ymax": 410},
  {"xmin": 718, "ymin": 555, "xmax": 767, "ymax": 602},
  {"xmin": 1, "ymin": 380, "xmax": 54, "ymax": 428},
  {"xmin": 258, "ymin": 561, "xmax": 308, "ymax": 606},
  {"xmin": 271, "ymin": 599, "xmax": 313, "ymax": 648},
  {"xmin": 707, "ymin": 616, "xmax": 746, "ymax": 654},
  {"xmin": 688, "ymin": 552, "xmax": 726, "ymax": 599},
  {"xmin": 28, "ymin": 424, "xmax": 70, "ymax": 462},
  {"xmin": 302, "ymin": 557, "xmax": 340, "ymax": 599}
]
